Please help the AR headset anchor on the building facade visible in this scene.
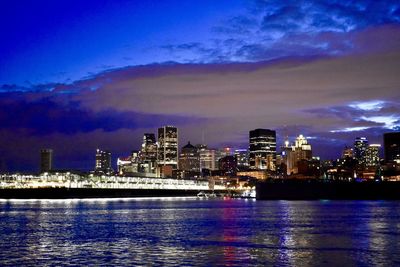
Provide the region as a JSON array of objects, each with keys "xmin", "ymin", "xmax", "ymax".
[
  {"xmin": 234, "ymin": 149, "xmax": 249, "ymax": 170},
  {"xmin": 40, "ymin": 149, "xmax": 53, "ymax": 173},
  {"xmin": 140, "ymin": 133, "xmax": 158, "ymax": 173},
  {"xmin": 282, "ymin": 134, "xmax": 313, "ymax": 175},
  {"xmin": 95, "ymin": 149, "xmax": 112, "ymax": 174},
  {"xmin": 179, "ymin": 141, "xmax": 200, "ymax": 172},
  {"xmin": 384, "ymin": 132, "xmax": 400, "ymax": 163},
  {"xmin": 218, "ymin": 156, "xmax": 237, "ymax": 176},
  {"xmin": 365, "ymin": 144, "xmax": 381, "ymax": 167},
  {"xmin": 249, "ymin": 129, "xmax": 276, "ymax": 171},
  {"xmin": 354, "ymin": 137, "xmax": 369, "ymax": 166},
  {"xmin": 157, "ymin": 126, "xmax": 178, "ymax": 170},
  {"xmin": 199, "ymin": 148, "xmax": 221, "ymax": 171}
]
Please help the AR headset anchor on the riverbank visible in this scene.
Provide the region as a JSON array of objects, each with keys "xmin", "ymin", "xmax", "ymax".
[{"xmin": 256, "ymin": 179, "xmax": 400, "ymax": 200}]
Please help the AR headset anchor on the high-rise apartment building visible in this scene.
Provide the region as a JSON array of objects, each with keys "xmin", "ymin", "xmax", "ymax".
[
  {"xmin": 157, "ymin": 126, "xmax": 178, "ymax": 170},
  {"xmin": 249, "ymin": 129, "xmax": 276, "ymax": 171},
  {"xmin": 384, "ymin": 132, "xmax": 400, "ymax": 163},
  {"xmin": 40, "ymin": 149, "xmax": 53, "ymax": 173}
]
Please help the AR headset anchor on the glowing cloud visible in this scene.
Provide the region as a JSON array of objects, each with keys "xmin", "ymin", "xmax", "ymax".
[
  {"xmin": 349, "ymin": 100, "xmax": 385, "ymax": 111},
  {"xmin": 361, "ymin": 115, "xmax": 400, "ymax": 129}
]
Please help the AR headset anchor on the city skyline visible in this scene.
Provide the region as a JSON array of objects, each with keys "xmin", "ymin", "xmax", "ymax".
[
  {"xmin": 1, "ymin": 0, "xmax": 400, "ymax": 171},
  {"xmin": 27, "ymin": 125, "xmax": 396, "ymax": 173}
]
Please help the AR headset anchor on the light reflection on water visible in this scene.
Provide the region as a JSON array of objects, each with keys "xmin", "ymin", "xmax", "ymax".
[{"xmin": 1, "ymin": 199, "xmax": 400, "ymax": 266}]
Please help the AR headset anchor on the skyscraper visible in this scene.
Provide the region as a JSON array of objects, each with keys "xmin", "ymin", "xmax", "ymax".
[
  {"xmin": 40, "ymin": 149, "xmax": 53, "ymax": 173},
  {"xmin": 140, "ymin": 133, "xmax": 158, "ymax": 173},
  {"xmin": 249, "ymin": 129, "xmax": 276, "ymax": 171},
  {"xmin": 384, "ymin": 132, "xmax": 400, "ymax": 163},
  {"xmin": 157, "ymin": 126, "xmax": 178, "ymax": 170},
  {"xmin": 354, "ymin": 137, "xmax": 369, "ymax": 166},
  {"xmin": 95, "ymin": 149, "xmax": 112, "ymax": 174}
]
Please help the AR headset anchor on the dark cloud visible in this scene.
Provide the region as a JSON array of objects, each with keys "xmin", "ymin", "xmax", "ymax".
[
  {"xmin": 0, "ymin": 97, "xmax": 205, "ymax": 135},
  {"xmin": 1, "ymin": 48, "xmax": 400, "ymax": 172},
  {"xmin": 254, "ymin": 0, "xmax": 400, "ymax": 32},
  {"xmin": 164, "ymin": 1, "xmax": 400, "ymax": 63}
]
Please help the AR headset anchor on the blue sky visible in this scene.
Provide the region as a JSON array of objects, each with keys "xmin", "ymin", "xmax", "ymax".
[
  {"xmin": 0, "ymin": 0, "xmax": 245, "ymax": 84},
  {"xmin": 0, "ymin": 0, "xmax": 400, "ymax": 171}
]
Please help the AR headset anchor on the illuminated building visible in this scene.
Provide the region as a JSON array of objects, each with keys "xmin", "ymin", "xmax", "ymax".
[
  {"xmin": 249, "ymin": 129, "xmax": 276, "ymax": 171},
  {"xmin": 179, "ymin": 141, "xmax": 200, "ymax": 172},
  {"xmin": 365, "ymin": 144, "xmax": 381, "ymax": 167},
  {"xmin": 157, "ymin": 126, "xmax": 178, "ymax": 171},
  {"xmin": 140, "ymin": 133, "xmax": 157, "ymax": 173},
  {"xmin": 234, "ymin": 149, "xmax": 249, "ymax": 170},
  {"xmin": 40, "ymin": 149, "xmax": 53, "ymax": 173},
  {"xmin": 117, "ymin": 151, "xmax": 140, "ymax": 175},
  {"xmin": 95, "ymin": 149, "xmax": 112, "ymax": 174},
  {"xmin": 354, "ymin": 137, "xmax": 369, "ymax": 166},
  {"xmin": 384, "ymin": 132, "xmax": 400, "ymax": 163},
  {"xmin": 282, "ymin": 134, "xmax": 312, "ymax": 175}
]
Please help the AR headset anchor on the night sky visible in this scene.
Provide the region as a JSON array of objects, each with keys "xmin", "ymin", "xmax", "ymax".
[{"xmin": 1, "ymin": 0, "xmax": 400, "ymax": 172}]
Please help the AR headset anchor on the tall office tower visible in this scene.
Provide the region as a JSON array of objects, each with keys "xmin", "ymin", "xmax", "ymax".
[
  {"xmin": 384, "ymin": 132, "xmax": 400, "ymax": 163},
  {"xmin": 140, "ymin": 133, "xmax": 158, "ymax": 173},
  {"xmin": 365, "ymin": 144, "xmax": 381, "ymax": 167},
  {"xmin": 157, "ymin": 126, "xmax": 178, "ymax": 170},
  {"xmin": 249, "ymin": 129, "xmax": 276, "ymax": 171},
  {"xmin": 95, "ymin": 149, "xmax": 112, "ymax": 174},
  {"xmin": 354, "ymin": 137, "xmax": 369, "ymax": 166},
  {"xmin": 40, "ymin": 149, "xmax": 53, "ymax": 173},
  {"xmin": 179, "ymin": 141, "xmax": 200, "ymax": 172},
  {"xmin": 234, "ymin": 149, "xmax": 249, "ymax": 170}
]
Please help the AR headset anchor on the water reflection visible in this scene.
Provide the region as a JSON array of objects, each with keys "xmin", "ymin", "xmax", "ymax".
[{"xmin": 0, "ymin": 199, "xmax": 400, "ymax": 266}]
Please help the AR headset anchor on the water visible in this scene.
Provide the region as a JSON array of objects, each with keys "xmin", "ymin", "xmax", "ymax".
[{"xmin": 1, "ymin": 198, "xmax": 400, "ymax": 266}]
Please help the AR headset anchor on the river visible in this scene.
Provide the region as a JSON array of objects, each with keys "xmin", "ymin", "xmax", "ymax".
[{"xmin": 1, "ymin": 198, "xmax": 399, "ymax": 266}]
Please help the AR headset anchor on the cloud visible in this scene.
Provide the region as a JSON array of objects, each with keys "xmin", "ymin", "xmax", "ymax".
[
  {"xmin": 1, "ymin": 47, "xmax": 399, "ymax": 171},
  {"xmin": 305, "ymin": 100, "xmax": 400, "ymax": 132},
  {"xmin": 0, "ymin": 96, "xmax": 205, "ymax": 135},
  {"xmin": 161, "ymin": 1, "xmax": 400, "ymax": 63}
]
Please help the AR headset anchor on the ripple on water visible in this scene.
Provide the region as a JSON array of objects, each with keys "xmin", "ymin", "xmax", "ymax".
[{"xmin": 0, "ymin": 199, "xmax": 400, "ymax": 266}]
